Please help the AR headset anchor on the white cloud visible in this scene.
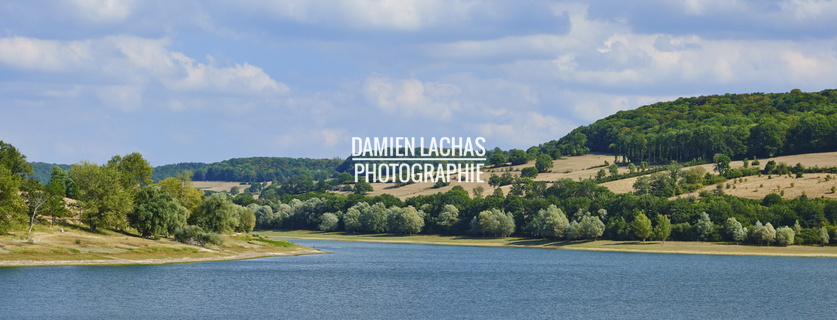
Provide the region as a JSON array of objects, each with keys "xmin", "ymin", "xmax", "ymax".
[
  {"xmin": 0, "ymin": 35, "xmax": 289, "ymax": 110},
  {"xmin": 0, "ymin": 37, "xmax": 93, "ymax": 72},
  {"xmin": 363, "ymin": 75, "xmax": 461, "ymax": 119},
  {"xmin": 69, "ymin": 0, "xmax": 135, "ymax": 23}
]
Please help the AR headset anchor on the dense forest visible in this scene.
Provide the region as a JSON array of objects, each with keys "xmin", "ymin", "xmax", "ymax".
[
  {"xmin": 538, "ymin": 89, "xmax": 837, "ymax": 163},
  {"xmin": 153, "ymin": 157, "xmax": 343, "ymax": 182}
]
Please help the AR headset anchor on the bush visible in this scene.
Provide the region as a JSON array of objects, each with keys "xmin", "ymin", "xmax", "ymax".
[
  {"xmin": 520, "ymin": 167, "xmax": 538, "ymax": 178},
  {"xmin": 175, "ymin": 225, "xmax": 224, "ymax": 246},
  {"xmin": 776, "ymin": 226, "xmax": 795, "ymax": 246}
]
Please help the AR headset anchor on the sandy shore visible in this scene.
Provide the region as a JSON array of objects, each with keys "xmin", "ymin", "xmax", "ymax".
[
  {"xmin": 0, "ymin": 249, "xmax": 322, "ymax": 267},
  {"xmin": 267, "ymin": 231, "xmax": 837, "ymax": 258}
]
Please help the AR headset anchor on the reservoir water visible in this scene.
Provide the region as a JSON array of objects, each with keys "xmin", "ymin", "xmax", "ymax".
[{"xmin": 1, "ymin": 239, "xmax": 836, "ymax": 319}]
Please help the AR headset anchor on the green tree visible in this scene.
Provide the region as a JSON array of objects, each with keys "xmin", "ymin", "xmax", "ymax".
[
  {"xmin": 488, "ymin": 148, "xmax": 507, "ymax": 167},
  {"xmin": 631, "ymin": 213, "xmax": 653, "ymax": 241},
  {"xmin": 713, "ymin": 153, "xmax": 731, "ymax": 176},
  {"xmin": 0, "ymin": 167, "xmax": 27, "ymax": 233},
  {"xmin": 528, "ymin": 204, "xmax": 569, "ymax": 239},
  {"xmin": 70, "ymin": 162, "xmax": 133, "ymax": 232},
  {"xmin": 390, "ymin": 206, "xmax": 424, "ymax": 235},
  {"xmin": 725, "ymin": 217, "xmax": 746, "ymax": 244},
  {"xmin": 249, "ymin": 204, "xmax": 276, "ymax": 229},
  {"xmin": 695, "ymin": 212, "xmax": 715, "ymax": 241},
  {"xmin": 577, "ymin": 215, "xmax": 605, "ymax": 240},
  {"xmin": 471, "ymin": 208, "xmax": 515, "ymax": 237},
  {"xmin": 318, "ymin": 212, "xmax": 339, "ymax": 231},
  {"xmin": 535, "ymin": 154, "xmax": 554, "ymax": 173},
  {"xmin": 608, "ymin": 164, "xmax": 619, "ymax": 177},
  {"xmin": 775, "ymin": 226, "xmax": 794, "ymax": 246},
  {"xmin": 44, "ymin": 166, "xmax": 70, "ymax": 226},
  {"xmin": 628, "ymin": 163, "xmax": 637, "ymax": 174},
  {"xmin": 191, "ymin": 193, "xmax": 238, "ymax": 234},
  {"xmin": 436, "ymin": 204, "xmax": 460, "ymax": 233},
  {"xmin": 354, "ymin": 178, "xmax": 373, "ymax": 195},
  {"xmin": 343, "ymin": 206, "xmax": 362, "ymax": 233},
  {"xmin": 128, "ymin": 186, "xmax": 188, "ymax": 238},
  {"xmin": 762, "ymin": 222, "xmax": 777, "ymax": 246},
  {"xmin": 630, "ymin": 213, "xmax": 652, "ymax": 241},
  {"xmin": 471, "ymin": 186, "xmax": 484, "ymax": 198},
  {"xmin": 819, "ymin": 226, "xmax": 830, "ymax": 246},
  {"xmin": 359, "ymin": 202, "xmax": 388, "ymax": 233},
  {"xmin": 235, "ymin": 205, "xmax": 256, "ymax": 233},
  {"xmin": 520, "ymin": 167, "xmax": 538, "ymax": 178},
  {"xmin": 107, "ymin": 152, "xmax": 153, "ymax": 188},
  {"xmin": 508, "ymin": 149, "xmax": 529, "ymax": 165},
  {"xmin": 46, "ymin": 166, "xmax": 67, "ymax": 198},
  {"xmin": 0, "ymin": 141, "xmax": 33, "ymax": 177},
  {"xmin": 653, "ymin": 214, "xmax": 672, "ymax": 243},
  {"xmin": 157, "ymin": 174, "xmax": 204, "ymax": 213},
  {"xmin": 596, "ymin": 169, "xmax": 607, "ymax": 180},
  {"xmin": 750, "ymin": 220, "xmax": 764, "ymax": 245}
]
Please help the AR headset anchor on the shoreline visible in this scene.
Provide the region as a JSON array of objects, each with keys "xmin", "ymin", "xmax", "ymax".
[
  {"xmin": 0, "ymin": 227, "xmax": 324, "ymax": 268},
  {"xmin": 0, "ymin": 249, "xmax": 322, "ymax": 268},
  {"xmin": 266, "ymin": 230, "xmax": 837, "ymax": 258}
]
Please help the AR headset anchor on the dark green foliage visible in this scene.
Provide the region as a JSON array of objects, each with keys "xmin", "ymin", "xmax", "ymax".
[
  {"xmin": 128, "ymin": 186, "xmax": 189, "ymax": 238},
  {"xmin": 0, "ymin": 141, "xmax": 33, "ymax": 178},
  {"xmin": 174, "ymin": 225, "xmax": 224, "ymax": 246},
  {"xmin": 190, "ymin": 193, "xmax": 238, "ymax": 234},
  {"xmin": 520, "ymin": 167, "xmax": 538, "ymax": 178},
  {"xmin": 153, "ymin": 157, "xmax": 342, "ymax": 183},
  {"xmin": 535, "ymin": 154, "xmax": 554, "ymax": 173},
  {"xmin": 487, "ymin": 148, "xmax": 507, "ymax": 167},
  {"xmin": 540, "ymin": 89, "xmax": 837, "ymax": 164},
  {"xmin": 354, "ymin": 178, "xmax": 373, "ymax": 195},
  {"xmin": 508, "ymin": 149, "xmax": 529, "ymax": 165},
  {"xmin": 30, "ymin": 162, "xmax": 71, "ymax": 184}
]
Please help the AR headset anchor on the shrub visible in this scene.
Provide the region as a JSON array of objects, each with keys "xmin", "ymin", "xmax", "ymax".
[{"xmin": 175, "ymin": 225, "xmax": 224, "ymax": 246}]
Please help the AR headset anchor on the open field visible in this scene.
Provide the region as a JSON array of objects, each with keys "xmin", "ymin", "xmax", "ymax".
[
  {"xmin": 0, "ymin": 224, "xmax": 320, "ymax": 267},
  {"xmin": 600, "ymin": 151, "xmax": 837, "ymax": 198},
  {"xmin": 266, "ymin": 230, "xmax": 837, "ymax": 258},
  {"xmin": 192, "ymin": 181, "xmax": 254, "ymax": 193},
  {"xmin": 364, "ymin": 153, "xmax": 617, "ymax": 199}
]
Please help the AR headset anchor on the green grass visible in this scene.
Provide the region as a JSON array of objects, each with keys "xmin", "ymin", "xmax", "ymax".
[{"xmin": 240, "ymin": 236, "xmax": 295, "ymax": 247}]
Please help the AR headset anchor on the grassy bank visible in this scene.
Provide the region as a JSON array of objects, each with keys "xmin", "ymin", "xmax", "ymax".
[
  {"xmin": 265, "ymin": 230, "xmax": 837, "ymax": 258},
  {"xmin": 0, "ymin": 224, "xmax": 321, "ymax": 267}
]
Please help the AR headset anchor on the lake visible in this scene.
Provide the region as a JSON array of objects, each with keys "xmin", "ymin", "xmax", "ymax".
[{"xmin": 1, "ymin": 239, "xmax": 836, "ymax": 319}]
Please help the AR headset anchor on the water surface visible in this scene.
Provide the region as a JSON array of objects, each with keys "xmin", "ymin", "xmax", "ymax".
[{"xmin": 1, "ymin": 239, "xmax": 835, "ymax": 319}]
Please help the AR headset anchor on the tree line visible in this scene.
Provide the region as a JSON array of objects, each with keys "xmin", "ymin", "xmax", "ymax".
[
  {"xmin": 4, "ymin": 139, "xmax": 837, "ymax": 247},
  {"xmin": 153, "ymin": 157, "xmax": 343, "ymax": 183}
]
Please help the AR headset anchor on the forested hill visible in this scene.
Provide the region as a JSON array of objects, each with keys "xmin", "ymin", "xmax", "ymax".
[
  {"xmin": 540, "ymin": 89, "xmax": 837, "ymax": 164},
  {"xmin": 31, "ymin": 162, "xmax": 70, "ymax": 183},
  {"xmin": 152, "ymin": 157, "xmax": 343, "ymax": 182}
]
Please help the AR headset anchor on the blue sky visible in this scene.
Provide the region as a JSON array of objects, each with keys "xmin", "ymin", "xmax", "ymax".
[{"xmin": 2, "ymin": 0, "xmax": 837, "ymax": 166}]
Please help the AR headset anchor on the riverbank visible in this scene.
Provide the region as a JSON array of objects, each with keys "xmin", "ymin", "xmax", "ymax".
[
  {"xmin": 265, "ymin": 230, "xmax": 837, "ymax": 258},
  {"xmin": 0, "ymin": 225, "xmax": 322, "ymax": 267}
]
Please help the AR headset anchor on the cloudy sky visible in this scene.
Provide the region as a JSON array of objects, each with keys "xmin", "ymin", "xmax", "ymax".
[{"xmin": 2, "ymin": 0, "xmax": 837, "ymax": 166}]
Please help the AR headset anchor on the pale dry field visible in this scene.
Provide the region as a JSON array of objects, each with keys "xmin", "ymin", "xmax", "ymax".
[
  {"xmin": 365, "ymin": 153, "xmax": 617, "ymax": 199},
  {"xmin": 600, "ymin": 151, "xmax": 837, "ymax": 198},
  {"xmin": 676, "ymin": 173, "xmax": 837, "ymax": 200},
  {"xmin": 192, "ymin": 181, "xmax": 253, "ymax": 193}
]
